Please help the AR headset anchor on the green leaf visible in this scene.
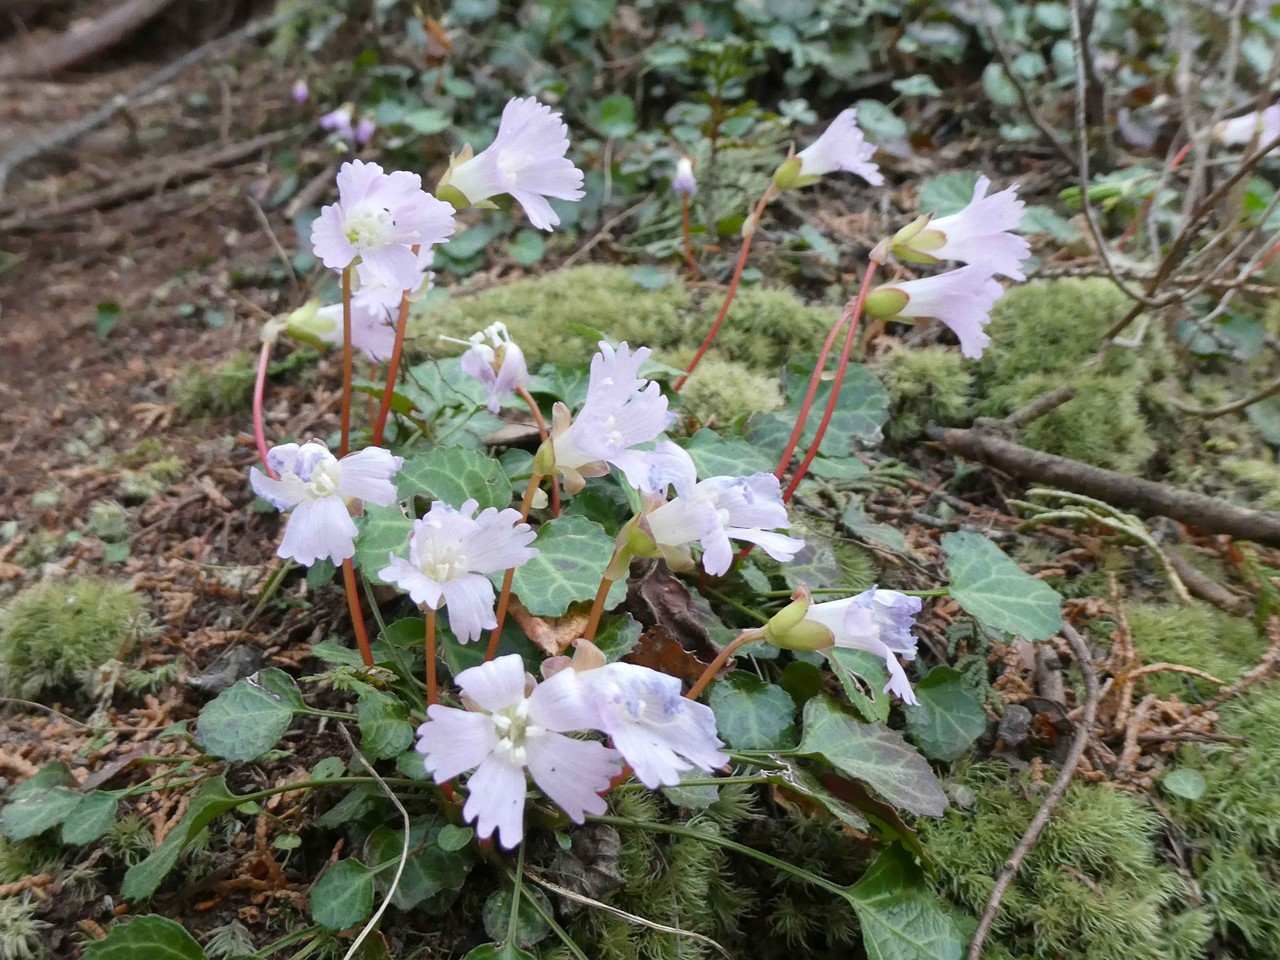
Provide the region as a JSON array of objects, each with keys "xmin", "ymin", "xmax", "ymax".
[
  {"xmin": 797, "ymin": 223, "xmax": 838, "ymax": 265},
  {"xmin": 708, "ymin": 673, "xmax": 797, "ymax": 750},
  {"xmin": 981, "ymin": 62, "xmax": 1019, "ymax": 108},
  {"xmin": 61, "ymin": 791, "xmax": 120, "ymax": 845},
  {"xmin": 1161, "ymin": 768, "xmax": 1207, "ymax": 801},
  {"xmin": 680, "ymin": 428, "xmax": 774, "ymax": 478},
  {"xmin": 768, "ymin": 758, "xmax": 869, "ymax": 832},
  {"xmin": 799, "ymin": 697, "xmax": 947, "ymax": 817},
  {"xmin": 905, "ymin": 666, "xmax": 987, "ymax": 761},
  {"xmin": 592, "ymin": 94, "xmax": 636, "ymax": 138},
  {"xmin": 397, "ymin": 447, "xmax": 513, "ymax": 510},
  {"xmin": 483, "ymin": 886, "xmax": 553, "ymax": 948},
  {"xmin": 462, "ymin": 945, "xmax": 537, "ymax": 960},
  {"xmin": 842, "ymin": 498, "xmax": 907, "ymax": 552},
  {"xmin": 891, "ymin": 74, "xmax": 943, "ymax": 97},
  {"xmin": 757, "ymin": 357, "xmax": 888, "ymax": 462},
  {"xmin": 919, "ymin": 173, "xmax": 980, "ymax": 217},
  {"xmin": 82, "ymin": 915, "xmax": 207, "ymax": 960},
  {"xmin": 1017, "ymin": 204, "xmax": 1080, "ymax": 242},
  {"xmin": 437, "ymin": 824, "xmax": 474, "ymax": 851},
  {"xmin": 849, "ymin": 845, "xmax": 964, "ymax": 960},
  {"xmin": 595, "ymin": 614, "xmax": 643, "ymax": 661},
  {"xmin": 123, "ymin": 777, "xmax": 241, "ymax": 901},
  {"xmin": 509, "ymin": 516, "xmax": 626, "ymax": 617},
  {"xmin": 96, "ymin": 300, "xmax": 122, "ymax": 338},
  {"xmin": 364, "ymin": 820, "xmax": 475, "ymax": 911},
  {"xmin": 507, "ymin": 230, "xmax": 546, "ymax": 266},
  {"xmin": 195, "ymin": 676, "xmax": 295, "ymax": 762},
  {"xmin": 355, "ymin": 686, "xmax": 413, "ymax": 760},
  {"xmin": 941, "ymin": 532, "xmax": 1063, "ymax": 641},
  {"xmin": 828, "ymin": 648, "xmax": 891, "ymax": 724},
  {"xmin": 311, "ymin": 858, "xmax": 376, "ymax": 930},
  {"xmin": 354, "ymin": 503, "xmax": 413, "ymax": 583},
  {"xmin": 2, "ymin": 764, "xmax": 81, "ymax": 841},
  {"xmin": 856, "ymin": 99, "xmax": 907, "ymax": 141},
  {"xmin": 628, "ymin": 265, "xmax": 673, "ymax": 290}
]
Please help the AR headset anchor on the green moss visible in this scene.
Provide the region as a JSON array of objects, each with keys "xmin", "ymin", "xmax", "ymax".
[
  {"xmin": 171, "ymin": 351, "xmax": 257, "ymax": 419},
  {"xmin": 0, "ymin": 897, "xmax": 49, "ymax": 960},
  {"xmin": 1123, "ymin": 602, "xmax": 1265, "ymax": 698},
  {"xmin": 693, "ymin": 286, "xmax": 833, "ymax": 372},
  {"xmin": 0, "ymin": 577, "xmax": 152, "ymax": 698},
  {"xmin": 85, "ymin": 500, "xmax": 130, "ymax": 542},
  {"xmin": 678, "ymin": 358, "xmax": 783, "ymax": 426},
  {"xmin": 1219, "ymin": 457, "xmax": 1280, "ymax": 510},
  {"xmin": 118, "ymin": 455, "xmax": 183, "ymax": 502},
  {"xmin": 876, "ymin": 345, "xmax": 974, "ymax": 441},
  {"xmin": 921, "ymin": 763, "xmax": 1202, "ymax": 960}
]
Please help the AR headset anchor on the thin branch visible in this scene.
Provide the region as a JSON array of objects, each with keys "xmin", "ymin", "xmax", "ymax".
[
  {"xmin": 967, "ymin": 623, "xmax": 1098, "ymax": 960},
  {"xmin": 981, "ymin": 10, "xmax": 1075, "ymax": 165}
]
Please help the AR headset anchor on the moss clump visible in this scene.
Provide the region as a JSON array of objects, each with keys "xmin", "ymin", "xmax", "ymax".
[
  {"xmin": 0, "ymin": 897, "xmax": 49, "ymax": 960},
  {"xmin": 876, "ymin": 345, "xmax": 974, "ymax": 441},
  {"xmin": 0, "ymin": 578, "xmax": 152, "ymax": 698},
  {"xmin": 678, "ymin": 357, "xmax": 783, "ymax": 426},
  {"xmin": 118, "ymin": 455, "xmax": 183, "ymax": 502},
  {"xmin": 921, "ymin": 763, "xmax": 1206, "ymax": 960},
  {"xmin": 1123, "ymin": 602, "xmax": 1265, "ymax": 698},
  {"xmin": 693, "ymin": 286, "xmax": 834, "ymax": 371},
  {"xmin": 171, "ymin": 350, "xmax": 257, "ymax": 419},
  {"xmin": 85, "ymin": 499, "xmax": 130, "ymax": 542},
  {"xmin": 1219, "ymin": 457, "xmax": 1280, "ymax": 510}
]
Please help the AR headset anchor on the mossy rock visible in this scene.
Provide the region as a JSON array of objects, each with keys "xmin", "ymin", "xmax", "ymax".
[
  {"xmin": 1123, "ymin": 602, "xmax": 1265, "ymax": 698},
  {"xmin": 0, "ymin": 577, "xmax": 152, "ymax": 698},
  {"xmin": 876, "ymin": 345, "xmax": 974, "ymax": 441},
  {"xmin": 410, "ymin": 265, "xmax": 833, "ymax": 374}
]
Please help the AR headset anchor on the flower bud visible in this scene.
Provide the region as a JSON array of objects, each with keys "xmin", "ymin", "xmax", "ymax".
[
  {"xmin": 863, "ymin": 287, "xmax": 910, "ymax": 319},
  {"xmin": 765, "ymin": 596, "xmax": 835, "ymax": 652},
  {"xmin": 282, "ymin": 298, "xmax": 334, "ymax": 351},
  {"xmin": 772, "ymin": 156, "xmax": 806, "ymax": 191}
]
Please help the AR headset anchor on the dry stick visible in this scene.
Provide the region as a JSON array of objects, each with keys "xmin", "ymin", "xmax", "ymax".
[
  {"xmin": 773, "ymin": 301, "xmax": 855, "ymax": 480},
  {"xmin": 675, "ymin": 183, "xmax": 777, "ymax": 391},
  {"xmin": 341, "ymin": 560, "xmax": 375, "ymax": 667},
  {"xmin": 782, "ymin": 262, "xmax": 879, "ymax": 501},
  {"xmin": 928, "ymin": 426, "xmax": 1280, "ymax": 548},
  {"xmin": 425, "ymin": 608, "xmax": 439, "ymax": 707},
  {"xmin": 371, "ymin": 244, "xmax": 421, "ymax": 447},
  {"xmin": 686, "ymin": 630, "xmax": 764, "ymax": 700},
  {"xmin": 485, "ymin": 472, "xmax": 544, "ymax": 662},
  {"xmin": 339, "ymin": 267, "xmax": 354, "ymax": 458},
  {"xmin": 246, "ymin": 192, "xmax": 300, "ymax": 296},
  {"xmin": 967, "ymin": 622, "xmax": 1098, "ymax": 960},
  {"xmin": 681, "ymin": 194, "xmax": 699, "ymax": 277}
]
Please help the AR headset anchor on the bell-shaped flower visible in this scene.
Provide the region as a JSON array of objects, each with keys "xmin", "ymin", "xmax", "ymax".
[
  {"xmin": 442, "ymin": 96, "xmax": 585, "ymax": 231},
  {"xmin": 672, "ymin": 157, "xmax": 697, "ymax": 197},
  {"xmin": 352, "ymin": 245, "xmax": 435, "ymax": 316},
  {"xmin": 576, "ymin": 659, "xmax": 726, "ymax": 789},
  {"xmin": 378, "ymin": 500, "xmax": 537, "ymax": 644},
  {"xmin": 893, "ymin": 176, "xmax": 1030, "ymax": 280},
  {"xmin": 864, "ymin": 264, "xmax": 1004, "ymax": 360},
  {"xmin": 308, "ymin": 301, "xmax": 396, "ymax": 362},
  {"xmin": 544, "ymin": 342, "xmax": 671, "ymax": 495},
  {"xmin": 319, "ymin": 104, "xmax": 354, "ymax": 139},
  {"xmin": 637, "ymin": 443, "xmax": 803, "ymax": 576},
  {"xmin": 1214, "ymin": 103, "xmax": 1280, "ymax": 148},
  {"xmin": 457, "ymin": 322, "xmax": 529, "ymax": 413},
  {"xmin": 416, "ymin": 654, "xmax": 622, "ymax": 848},
  {"xmin": 802, "ymin": 587, "xmax": 922, "ymax": 705},
  {"xmin": 310, "ymin": 159, "xmax": 456, "ymax": 291},
  {"xmin": 250, "ymin": 441, "xmax": 402, "ymax": 567},
  {"xmin": 777, "ymin": 109, "xmax": 883, "ymax": 189}
]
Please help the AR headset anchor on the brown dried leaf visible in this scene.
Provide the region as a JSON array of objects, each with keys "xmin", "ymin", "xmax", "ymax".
[{"xmin": 507, "ymin": 597, "xmax": 589, "ymax": 656}]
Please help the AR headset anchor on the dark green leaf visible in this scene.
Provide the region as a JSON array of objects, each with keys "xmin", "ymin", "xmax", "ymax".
[
  {"xmin": 799, "ymin": 697, "xmax": 947, "ymax": 817},
  {"xmin": 1161, "ymin": 768, "xmax": 1207, "ymax": 801},
  {"xmin": 708, "ymin": 673, "xmax": 797, "ymax": 750},
  {"xmin": 941, "ymin": 532, "xmax": 1062, "ymax": 641},
  {"xmin": 354, "ymin": 503, "xmax": 413, "ymax": 583},
  {"xmin": 82, "ymin": 915, "xmax": 207, "ymax": 960},
  {"xmin": 592, "ymin": 94, "xmax": 636, "ymax": 138},
  {"xmin": 828, "ymin": 648, "xmax": 891, "ymax": 723},
  {"xmin": 397, "ymin": 447, "xmax": 513, "ymax": 510},
  {"xmin": 96, "ymin": 300, "xmax": 122, "ymax": 338},
  {"xmin": 61, "ymin": 791, "xmax": 120, "ymax": 845},
  {"xmin": 849, "ymin": 845, "xmax": 964, "ymax": 960},
  {"xmin": 595, "ymin": 614, "xmax": 643, "ymax": 661},
  {"xmin": 355, "ymin": 687, "xmax": 413, "ymax": 760},
  {"xmin": 509, "ymin": 516, "xmax": 626, "ymax": 617},
  {"xmin": 768, "ymin": 758, "xmax": 869, "ymax": 831},
  {"xmin": 2, "ymin": 763, "xmax": 81, "ymax": 841},
  {"xmin": 123, "ymin": 777, "xmax": 241, "ymax": 900},
  {"xmin": 462, "ymin": 945, "xmax": 536, "ymax": 960},
  {"xmin": 919, "ymin": 173, "xmax": 980, "ymax": 217},
  {"xmin": 311, "ymin": 859, "xmax": 376, "ymax": 930},
  {"xmin": 507, "ymin": 230, "xmax": 546, "ymax": 266},
  {"xmin": 680, "ymin": 428, "xmax": 774, "ymax": 478},
  {"xmin": 195, "ymin": 677, "xmax": 295, "ymax": 762},
  {"xmin": 905, "ymin": 667, "xmax": 986, "ymax": 761},
  {"xmin": 483, "ymin": 886, "xmax": 553, "ymax": 948}
]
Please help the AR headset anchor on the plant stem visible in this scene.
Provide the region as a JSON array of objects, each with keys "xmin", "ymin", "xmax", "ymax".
[
  {"xmin": 675, "ymin": 182, "xmax": 777, "ymax": 391},
  {"xmin": 506, "ymin": 843, "xmax": 527, "ymax": 948},
  {"xmin": 589, "ymin": 814, "xmax": 848, "ymax": 898},
  {"xmin": 681, "ymin": 194, "xmax": 698, "ymax": 277},
  {"xmin": 425, "ymin": 606, "xmax": 439, "ymax": 706},
  {"xmin": 517, "ymin": 386, "xmax": 559, "ymax": 516},
  {"xmin": 685, "ymin": 629, "xmax": 764, "ymax": 700},
  {"xmin": 252, "ymin": 338, "xmax": 274, "ymax": 475},
  {"xmin": 371, "ymin": 243, "xmax": 420, "ymax": 446},
  {"xmin": 342, "ymin": 558, "xmax": 375, "ymax": 667},
  {"xmin": 581, "ymin": 573, "xmax": 614, "ymax": 644},
  {"xmin": 773, "ymin": 303, "xmax": 854, "ymax": 480},
  {"xmin": 485, "ymin": 471, "xmax": 543, "ymax": 661},
  {"xmin": 782, "ymin": 262, "xmax": 879, "ymax": 502},
  {"xmin": 339, "ymin": 265, "xmax": 354, "ymax": 457}
]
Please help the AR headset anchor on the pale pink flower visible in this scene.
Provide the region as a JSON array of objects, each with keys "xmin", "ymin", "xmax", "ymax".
[
  {"xmin": 803, "ymin": 587, "xmax": 922, "ymax": 705},
  {"xmin": 319, "ymin": 105, "xmax": 354, "ymax": 139},
  {"xmin": 548, "ymin": 342, "xmax": 671, "ymax": 495},
  {"xmin": 577, "ymin": 661, "xmax": 726, "ymax": 788},
  {"xmin": 794, "ymin": 109, "xmax": 884, "ymax": 185},
  {"xmin": 871, "ymin": 265, "xmax": 1004, "ymax": 360},
  {"xmin": 922, "ymin": 176, "xmax": 1030, "ymax": 280},
  {"xmin": 313, "ymin": 302, "xmax": 397, "ymax": 362},
  {"xmin": 672, "ymin": 157, "xmax": 697, "ymax": 197},
  {"xmin": 250, "ymin": 441, "xmax": 402, "ymax": 567},
  {"xmin": 416, "ymin": 655, "xmax": 622, "ymax": 848},
  {"xmin": 378, "ymin": 500, "xmax": 536, "ymax": 644},
  {"xmin": 354, "ymin": 115, "xmax": 376, "ymax": 146},
  {"xmin": 1214, "ymin": 104, "xmax": 1280, "ymax": 148},
  {"xmin": 639, "ymin": 443, "xmax": 803, "ymax": 576},
  {"xmin": 353, "ymin": 245, "xmax": 435, "ymax": 315},
  {"xmin": 292, "ymin": 80, "xmax": 309, "ymax": 105},
  {"xmin": 457, "ymin": 322, "xmax": 529, "ymax": 414},
  {"xmin": 446, "ymin": 96, "xmax": 585, "ymax": 230},
  {"xmin": 310, "ymin": 159, "xmax": 456, "ymax": 291}
]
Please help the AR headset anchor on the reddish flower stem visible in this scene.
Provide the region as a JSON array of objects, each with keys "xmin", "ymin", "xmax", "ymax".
[
  {"xmin": 341, "ymin": 558, "xmax": 375, "ymax": 667},
  {"xmin": 674, "ymin": 183, "xmax": 777, "ymax": 391},
  {"xmin": 782, "ymin": 262, "xmax": 879, "ymax": 502},
  {"xmin": 371, "ymin": 243, "xmax": 421, "ymax": 447},
  {"xmin": 581, "ymin": 572, "xmax": 614, "ymax": 645},
  {"xmin": 484, "ymin": 471, "xmax": 543, "ymax": 662},
  {"xmin": 339, "ymin": 266, "xmax": 354, "ymax": 458},
  {"xmin": 681, "ymin": 195, "xmax": 699, "ymax": 277},
  {"xmin": 425, "ymin": 606, "xmax": 439, "ymax": 706},
  {"xmin": 772, "ymin": 302, "xmax": 856, "ymax": 480},
  {"xmin": 685, "ymin": 630, "xmax": 762, "ymax": 700},
  {"xmin": 252, "ymin": 338, "xmax": 274, "ymax": 477},
  {"xmin": 517, "ymin": 386, "xmax": 559, "ymax": 516}
]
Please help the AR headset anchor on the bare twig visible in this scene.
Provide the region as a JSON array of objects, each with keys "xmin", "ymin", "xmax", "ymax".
[
  {"xmin": 1001, "ymin": 385, "xmax": 1078, "ymax": 429},
  {"xmin": 1169, "ymin": 371, "xmax": 1280, "ymax": 419},
  {"xmin": 246, "ymin": 193, "xmax": 301, "ymax": 296},
  {"xmin": 981, "ymin": 11, "xmax": 1075, "ymax": 165},
  {"xmin": 967, "ymin": 623, "xmax": 1098, "ymax": 960}
]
